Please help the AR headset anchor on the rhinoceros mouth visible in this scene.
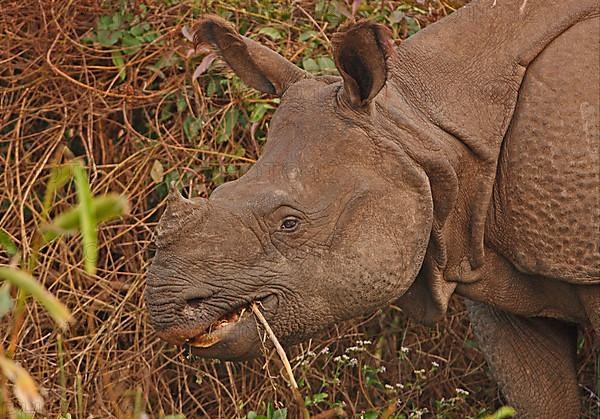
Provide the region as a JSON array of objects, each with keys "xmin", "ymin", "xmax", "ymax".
[
  {"xmin": 185, "ymin": 294, "xmax": 276, "ymax": 350},
  {"xmin": 187, "ymin": 303, "xmax": 249, "ymax": 348}
]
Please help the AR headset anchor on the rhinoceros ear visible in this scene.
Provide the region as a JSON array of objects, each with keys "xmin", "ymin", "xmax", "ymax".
[
  {"xmin": 332, "ymin": 21, "xmax": 394, "ymax": 107},
  {"xmin": 193, "ymin": 16, "xmax": 308, "ymax": 96}
]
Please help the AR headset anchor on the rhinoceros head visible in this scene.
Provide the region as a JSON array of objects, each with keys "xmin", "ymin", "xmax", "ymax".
[{"xmin": 145, "ymin": 16, "xmax": 433, "ymax": 360}]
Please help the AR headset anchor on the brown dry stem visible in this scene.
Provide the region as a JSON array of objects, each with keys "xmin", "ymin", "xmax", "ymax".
[{"xmin": 251, "ymin": 303, "xmax": 310, "ymax": 419}]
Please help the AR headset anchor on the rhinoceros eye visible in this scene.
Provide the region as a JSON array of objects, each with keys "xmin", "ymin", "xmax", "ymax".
[{"xmin": 280, "ymin": 217, "xmax": 300, "ymax": 232}]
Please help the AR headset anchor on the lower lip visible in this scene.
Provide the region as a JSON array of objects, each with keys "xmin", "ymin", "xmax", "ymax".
[
  {"xmin": 188, "ymin": 314, "xmax": 247, "ymax": 348},
  {"xmin": 187, "ymin": 295, "xmax": 276, "ymax": 349}
]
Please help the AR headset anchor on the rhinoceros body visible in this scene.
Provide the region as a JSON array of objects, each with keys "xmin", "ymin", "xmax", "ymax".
[{"xmin": 146, "ymin": 0, "xmax": 600, "ymax": 416}]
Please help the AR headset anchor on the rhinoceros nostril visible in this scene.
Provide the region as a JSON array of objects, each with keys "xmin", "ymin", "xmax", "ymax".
[{"xmin": 182, "ymin": 288, "xmax": 214, "ymax": 308}]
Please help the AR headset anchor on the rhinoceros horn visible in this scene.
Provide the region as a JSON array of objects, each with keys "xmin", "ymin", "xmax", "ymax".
[{"xmin": 156, "ymin": 184, "xmax": 206, "ymax": 247}]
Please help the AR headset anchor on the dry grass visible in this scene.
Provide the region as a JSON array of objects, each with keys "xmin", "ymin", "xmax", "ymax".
[{"xmin": 0, "ymin": 0, "xmax": 597, "ymax": 417}]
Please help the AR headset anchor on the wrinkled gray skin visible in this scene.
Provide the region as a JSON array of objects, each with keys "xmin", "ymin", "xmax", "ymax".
[{"xmin": 146, "ymin": 0, "xmax": 600, "ymax": 417}]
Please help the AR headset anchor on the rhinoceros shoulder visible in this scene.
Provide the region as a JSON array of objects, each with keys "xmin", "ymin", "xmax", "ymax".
[{"xmin": 486, "ymin": 17, "xmax": 600, "ymax": 285}]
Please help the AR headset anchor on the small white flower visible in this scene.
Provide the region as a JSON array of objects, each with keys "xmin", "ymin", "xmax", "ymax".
[
  {"xmin": 320, "ymin": 347, "xmax": 330, "ymax": 354},
  {"xmin": 409, "ymin": 407, "xmax": 429, "ymax": 419},
  {"xmin": 456, "ymin": 388, "xmax": 470, "ymax": 396},
  {"xmin": 400, "ymin": 346, "xmax": 410, "ymax": 354},
  {"xmin": 384, "ymin": 384, "xmax": 395, "ymax": 391},
  {"xmin": 306, "ymin": 350, "xmax": 316, "ymax": 358},
  {"xmin": 334, "ymin": 354, "xmax": 350, "ymax": 363},
  {"xmin": 349, "ymin": 358, "xmax": 358, "ymax": 366},
  {"xmin": 378, "ymin": 366, "xmax": 386, "ymax": 373},
  {"xmin": 396, "ymin": 383, "xmax": 405, "ymax": 389},
  {"xmin": 431, "ymin": 361, "xmax": 439, "ymax": 368}
]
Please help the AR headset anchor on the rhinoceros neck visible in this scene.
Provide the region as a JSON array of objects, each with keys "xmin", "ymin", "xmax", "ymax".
[
  {"xmin": 377, "ymin": 0, "xmax": 599, "ymax": 322},
  {"xmin": 390, "ymin": 0, "xmax": 598, "ymax": 161}
]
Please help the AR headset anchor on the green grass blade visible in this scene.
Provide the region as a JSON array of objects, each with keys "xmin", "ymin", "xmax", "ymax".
[
  {"xmin": 0, "ymin": 228, "xmax": 18, "ymax": 256},
  {"xmin": 485, "ymin": 406, "xmax": 517, "ymax": 419},
  {"xmin": 41, "ymin": 194, "xmax": 129, "ymax": 243},
  {"xmin": 0, "ymin": 354, "xmax": 44, "ymax": 413},
  {"xmin": 73, "ymin": 163, "xmax": 97, "ymax": 275},
  {"xmin": 42, "ymin": 163, "xmax": 73, "ymax": 220},
  {"xmin": 0, "ymin": 266, "xmax": 71, "ymax": 329}
]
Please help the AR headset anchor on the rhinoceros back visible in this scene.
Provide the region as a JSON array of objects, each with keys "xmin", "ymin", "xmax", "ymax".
[{"xmin": 488, "ymin": 17, "xmax": 600, "ymax": 284}]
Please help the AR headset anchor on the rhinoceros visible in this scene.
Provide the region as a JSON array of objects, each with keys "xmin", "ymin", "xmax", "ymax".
[{"xmin": 145, "ymin": 0, "xmax": 600, "ymax": 416}]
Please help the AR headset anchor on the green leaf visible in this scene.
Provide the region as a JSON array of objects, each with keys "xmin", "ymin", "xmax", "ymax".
[
  {"xmin": 176, "ymin": 95, "xmax": 187, "ymax": 113},
  {"xmin": 361, "ymin": 411, "xmax": 379, "ymax": 419},
  {"xmin": 405, "ymin": 16, "xmax": 421, "ymax": 36},
  {"xmin": 0, "ymin": 283, "xmax": 12, "ymax": 320},
  {"xmin": 42, "ymin": 163, "xmax": 73, "ymax": 219},
  {"xmin": 121, "ymin": 34, "xmax": 141, "ymax": 54},
  {"xmin": 110, "ymin": 13, "xmax": 124, "ymax": 30},
  {"xmin": 250, "ymin": 103, "xmax": 274, "ymax": 123},
  {"xmin": 389, "ymin": 10, "xmax": 405, "ymax": 24},
  {"xmin": 233, "ymin": 146, "xmax": 246, "ymax": 157},
  {"xmin": 299, "ymin": 30, "xmax": 318, "ymax": 42},
  {"xmin": 485, "ymin": 406, "xmax": 517, "ymax": 419},
  {"xmin": 143, "ymin": 32, "xmax": 158, "ymax": 43},
  {"xmin": 73, "ymin": 163, "xmax": 97, "ymax": 275},
  {"xmin": 183, "ymin": 115, "xmax": 202, "ymax": 142},
  {"xmin": 96, "ymin": 29, "xmax": 121, "ymax": 47},
  {"xmin": 111, "ymin": 50, "xmax": 126, "ymax": 81},
  {"xmin": 98, "ymin": 15, "xmax": 112, "ymax": 30},
  {"xmin": 312, "ymin": 392, "xmax": 328, "ymax": 404},
  {"xmin": 226, "ymin": 164, "xmax": 237, "ymax": 175},
  {"xmin": 130, "ymin": 23, "xmax": 145, "ymax": 37},
  {"xmin": 258, "ymin": 27, "xmax": 282, "ymax": 40},
  {"xmin": 206, "ymin": 79, "xmax": 218, "ymax": 96},
  {"xmin": 302, "ymin": 57, "xmax": 320, "ymax": 73},
  {"xmin": 159, "ymin": 103, "xmax": 174, "ymax": 123},
  {"xmin": 217, "ymin": 109, "xmax": 239, "ymax": 144},
  {"xmin": 0, "ymin": 228, "xmax": 18, "ymax": 256},
  {"xmin": 41, "ymin": 194, "xmax": 129, "ymax": 244},
  {"xmin": 0, "ymin": 267, "xmax": 71, "ymax": 328},
  {"xmin": 316, "ymin": 56, "xmax": 336, "ymax": 74},
  {"xmin": 272, "ymin": 408, "xmax": 287, "ymax": 419}
]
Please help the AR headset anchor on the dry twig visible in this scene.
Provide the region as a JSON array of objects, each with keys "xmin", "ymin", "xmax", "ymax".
[{"xmin": 252, "ymin": 303, "xmax": 310, "ymax": 419}]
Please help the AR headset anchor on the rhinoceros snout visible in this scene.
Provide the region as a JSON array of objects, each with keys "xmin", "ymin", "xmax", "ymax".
[
  {"xmin": 145, "ymin": 286, "xmax": 207, "ymax": 345},
  {"xmin": 144, "ymin": 266, "xmax": 198, "ymax": 337}
]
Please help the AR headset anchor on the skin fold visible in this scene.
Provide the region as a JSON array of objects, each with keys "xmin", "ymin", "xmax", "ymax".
[{"xmin": 145, "ymin": 0, "xmax": 600, "ymax": 416}]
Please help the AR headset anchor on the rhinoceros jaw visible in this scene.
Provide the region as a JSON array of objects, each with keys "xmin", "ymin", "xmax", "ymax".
[{"xmin": 188, "ymin": 305, "xmax": 246, "ymax": 348}]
